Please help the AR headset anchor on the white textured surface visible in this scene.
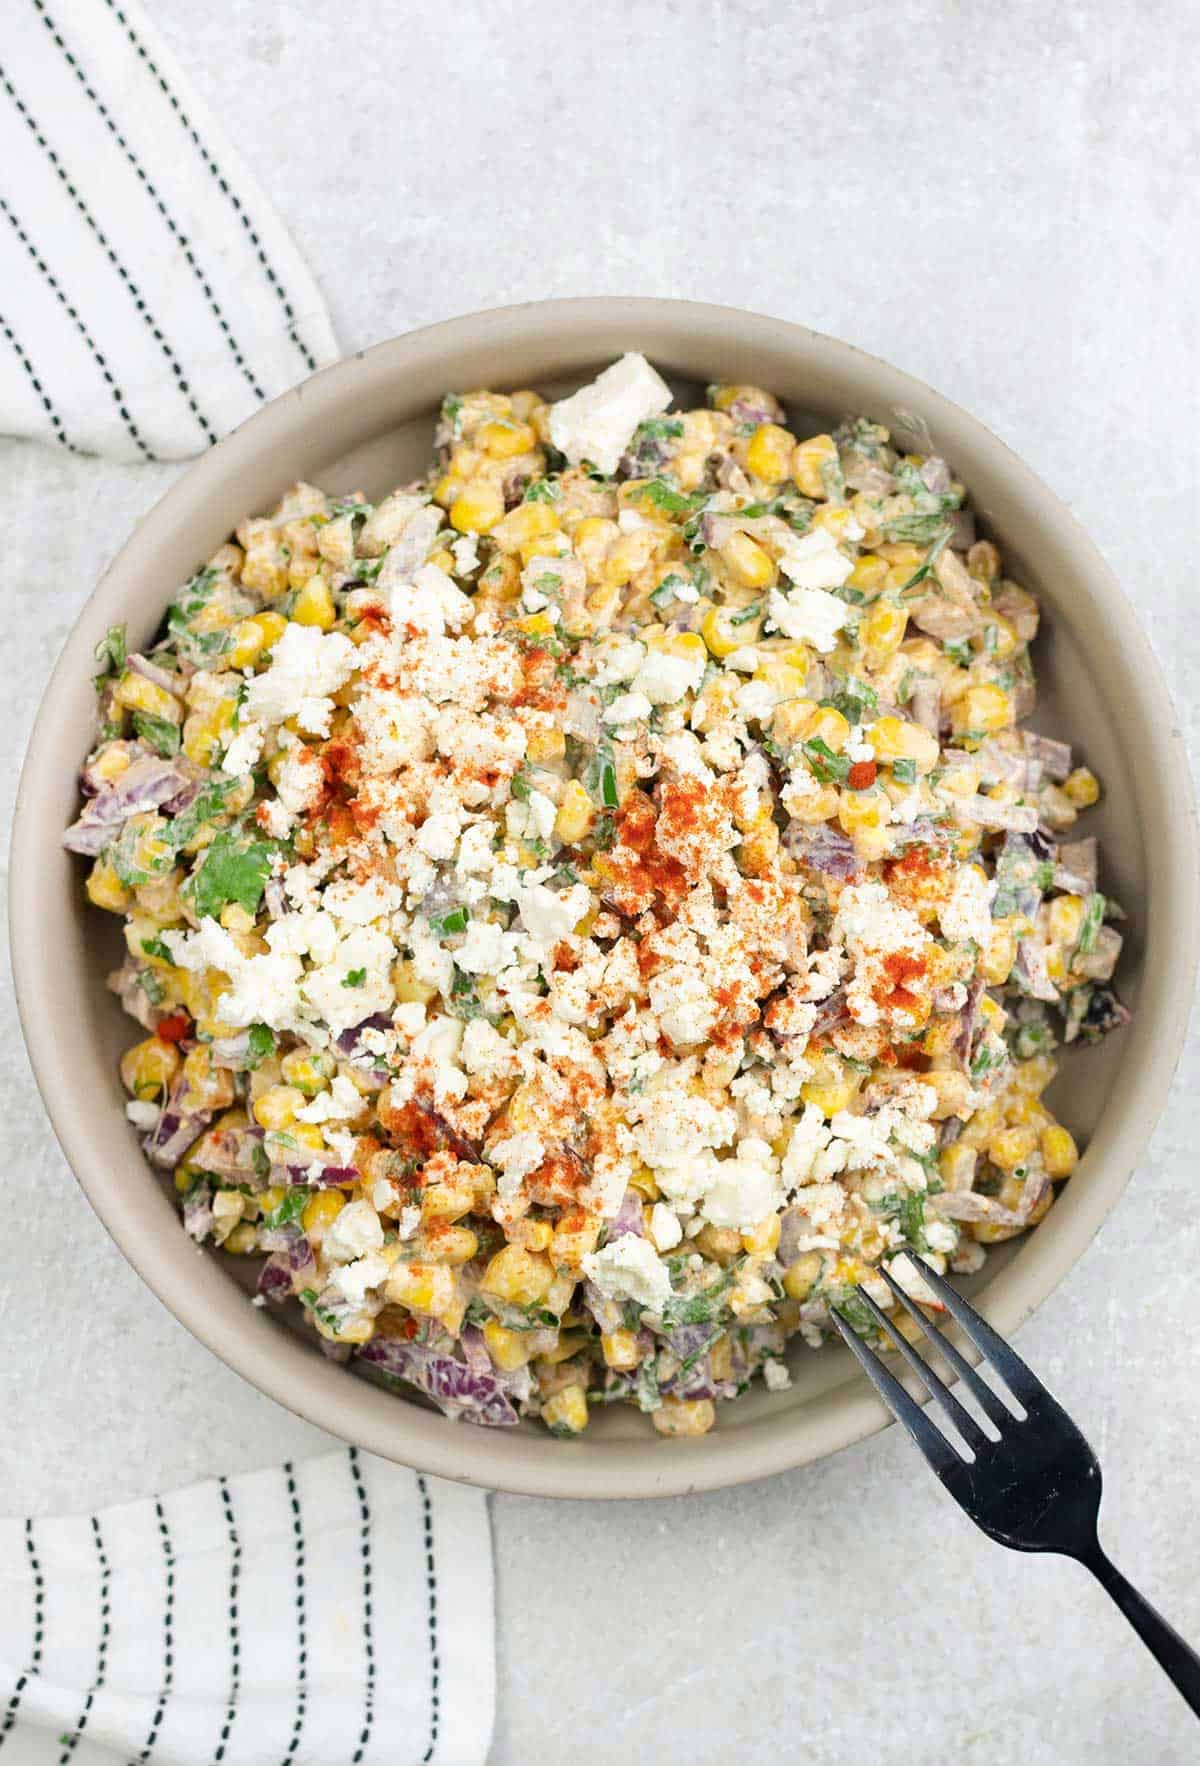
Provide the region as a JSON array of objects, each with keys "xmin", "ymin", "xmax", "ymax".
[{"xmin": 3, "ymin": 2, "xmax": 1199, "ymax": 1761}]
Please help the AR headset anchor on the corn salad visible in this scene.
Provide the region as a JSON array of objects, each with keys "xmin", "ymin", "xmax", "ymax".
[{"xmin": 66, "ymin": 354, "xmax": 1129, "ymax": 1437}]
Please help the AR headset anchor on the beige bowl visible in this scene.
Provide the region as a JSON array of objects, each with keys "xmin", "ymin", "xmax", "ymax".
[{"xmin": 12, "ymin": 300, "xmax": 1197, "ymax": 1498}]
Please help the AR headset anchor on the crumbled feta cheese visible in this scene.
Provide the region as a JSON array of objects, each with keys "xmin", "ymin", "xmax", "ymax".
[
  {"xmin": 221, "ymin": 718, "xmax": 264, "ymax": 778},
  {"xmin": 323, "ymin": 1199, "xmax": 384, "ymax": 1264},
  {"xmin": 696, "ymin": 1137, "xmax": 785, "ymax": 1230},
  {"xmin": 488, "ymin": 1131, "xmax": 546, "ymax": 1200},
  {"xmin": 603, "ymin": 691, "xmax": 653, "ymax": 727},
  {"xmin": 295, "ymin": 1074, "xmax": 368, "ymax": 1125},
  {"xmin": 244, "ymin": 623, "xmax": 355, "ymax": 734},
  {"xmin": 330, "ymin": 1250, "xmax": 390, "ymax": 1308},
  {"xmin": 632, "ymin": 648, "xmax": 705, "ymax": 706},
  {"xmin": 548, "ymin": 353, "xmax": 673, "ymax": 476},
  {"xmin": 451, "ymin": 533, "xmax": 480, "ymax": 575},
  {"xmin": 763, "ymin": 1358, "xmax": 791, "ymax": 1392},
  {"xmin": 582, "ymin": 1233, "xmax": 672, "ymax": 1313},
  {"xmin": 648, "ymin": 1202, "xmax": 683, "ymax": 1251},
  {"xmin": 778, "ymin": 526, "xmax": 855, "ymax": 591},
  {"xmin": 767, "ymin": 584, "xmax": 849, "ymax": 653},
  {"xmin": 125, "ymin": 1099, "xmax": 161, "ymax": 1130},
  {"xmin": 940, "ymin": 864, "xmax": 995, "ymax": 947}
]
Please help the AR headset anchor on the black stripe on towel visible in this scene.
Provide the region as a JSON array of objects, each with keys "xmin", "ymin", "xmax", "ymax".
[
  {"xmin": 0, "ymin": 1518, "xmax": 44, "ymax": 1749},
  {"xmin": 281, "ymin": 1463, "xmax": 308, "ymax": 1763},
  {"xmin": 98, "ymin": 0, "xmax": 321, "ymax": 374},
  {"xmin": 134, "ymin": 1498, "xmax": 176, "ymax": 1762},
  {"xmin": 0, "ymin": 196, "xmax": 151, "ymax": 458},
  {"xmin": 212, "ymin": 1477, "xmax": 242, "ymax": 1764},
  {"xmin": 417, "ymin": 1475, "xmax": 441, "ymax": 1766},
  {"xmin": 56, "ymin": 1516, "xmax": 111, "ymax": 1763},
  {"xmin": 29, "ymin": 0, "xmax": 269, "ymax": 405},
  {"xmin": 0, "ymin": 311, "xmax": 77, "ymax": 452},
  {"xmin": 0, "ymin": 65, "xmax": 217, "ymax": 446},
  {"xmin": 348, "ymin": 1448, "xmax": 376, "ymax": 1765}
]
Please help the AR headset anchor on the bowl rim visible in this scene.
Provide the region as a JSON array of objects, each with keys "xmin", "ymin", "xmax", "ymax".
[{"xmin": 11, "ymin": 296, "xmax": 1199, "ymax": 1498}]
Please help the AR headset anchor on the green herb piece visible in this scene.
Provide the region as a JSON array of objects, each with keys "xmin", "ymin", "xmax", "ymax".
[
  {"xmin": 140, "ymin": 934, "xmax": 173, "ymax": 963},
  {"xmin": 1034, "ymin": 860, "xmax": 1056, "ymax": 890},
  {"xmin": 801, "ymin": 738, "xmax": 851, "ymax": 784},
  {"xmin": 430, "ymin": 906, "xmax": 468, "ymax": 937},
  {"xmin": 440, "ymin": 393, "xmax": 464, "ymax": 436},
  {"xmin": 246, "ymin": 1024, "xmax": 277, "ymax": 1069},
  {"xmin": 328, "ymin": 497, "xmax": 374, "ymax": 524},
  {"xmin": 342, "ymin": 967, "xmax": 367, "ymax": 988},
  {"xmin": 1075, "ymin": 892, "xmax": 1106, "ymax": 957},
  {"xmin": 895, "ymin": 1191, "xmax": 928, "ymax": 1253},
  {"xmin": 970, "ymin": 1036, "xmax": 1008, "ymax": 1079},
  {"xmin": 263, "ymin": 1186, "xmax": 310, "ymax": 1230},
  {"xmin": 632, "ymin": 478, "xmax": 707, "ymax": 517},
  {"xmin": 832, "ymin": 1292, "xmax": 876, "ymax": 1337},
  {"xmin": 661, "ymin": 1261, "xmax": 741, "ymax": 1327},
  {"xmin": 523, "ymin": 478, "xmax": 560, "ymax": 504},
  {"xmin": 93, "ymin": 624, "xmax": 127, "ymax": 688},
  {"xmin": 592, "ymin": 813, "xmax": 617, "ymax": 850},
  {"xmin": 298, "ymin": 1288, "xmax": 342, "ymax": 1334},
  {"xmin": 944, "ymin": 637, "xmax": 973, "ymax": 667},
  {"xmin": 188, "ymin": 829, "xmax": 277, "ymax": 920},
  {"xmin": 822, "ymin": 678, "xmax": 878, "ymax": 723},
  {"xmin": 132, "ymin": 711, "xmax": 181, "ymax": 757},
  {"xmin": 730, "ymin": 599, "xmax": 764, "ymax": 626},
  {"xmin": 139, "ymin": 967, "xmax": 165, "ymax": 1006},
  {"xmin": 650, "ymin": 571, "xmax": 688, "ymax": 608},
  {"xmin": 510, "ymin": 767, "xmax": 533, "ymax": 801},
  {"xmin": 892, "ymin": 757, "xmax": 917, "ymax": 784},
  {"xmin": 635, "ymin": 417, "xmax": 684, "ymax": 442}
]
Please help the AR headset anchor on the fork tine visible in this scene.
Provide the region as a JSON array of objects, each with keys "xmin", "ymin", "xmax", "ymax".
[
  {"xmin": 877, "ymin": 1265, "xmax": 1016, "ymax": 1430},
  {"xmin": 831, "ymin": 1308, "xmax": 962, "ymax": 1475},
  {"xmin": 909, "ymin": 1255, "xmax": 1042, "ymax": 1406},
  {"xmin": 853, "ymin": 1283, "xmax": 990, "ymax": 1452}
]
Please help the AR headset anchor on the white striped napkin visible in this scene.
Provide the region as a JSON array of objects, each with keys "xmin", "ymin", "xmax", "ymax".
[
  {"xmin": 0, "ymin": 0, "xmax": 339, "ymax": 460},
  {"xmin": 0, "ymin": 1449, "xmax": 494, "ymax": 1766}
]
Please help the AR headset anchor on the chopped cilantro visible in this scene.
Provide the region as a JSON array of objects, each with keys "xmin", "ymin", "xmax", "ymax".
[
  {"xmin": 730, "ymin": 599, "xmax": 764, "ymax": 626},
  {"xmin": 246, "ymin": 1024, "xmax": 277, "ymax": 1068},
  {"xmin": 523, "ymin": 478, "xmax": 560, "ymax": 504},
  {"xmin": 802, "ymin": 738, "xmax": 851, "ymax": 784},
  {"xmin": 892, "ymin": 757, "xmax": 918, "ymax": 784},
  {"xmin": 342, "ymin": 967, "xmax": 367, "ymax": 988},
  {"xmin": 430, "ymin": 906, "xmax": 468, "ymax": 937},
  {"xmin": 140, "ymin": 934, "xmax": 172, "ymax": 963},
  {"xmin": 944, "ymin": 637, "xmax": 973, "ymax": 667},
  {"xmin": 1075, "ymin": 892, "xmax": 1106, "ymax": 957},
  {"xmin": 650, "ymin": 571, "xmax": 688, "ymax": 608},
  {"xmin": 822, "ymin": 678, "xmax": 878, "ymax": 723},
  {"xmin": 298, "ymin": 1288, "xmax": 342, "ymax": 1334},
  {"xmin": 510, "ymin": 767, "xmax": 533, "ymax": 801},
  {"xmin": 93, "ymin": 624, "xmax": 127, "ymax": 688},
  {"xmin": 132, "ymin": 710, "xmax": 181, "ymax": 757},
  {"xmin": 263, "ymin": 1186, "xmax": 310, "ymax": 1230},
  {"xmin": 635, "ymin": 417, "xmax": 684, "ymax": 442},
  {"xmin": 632, "ymin": 479, "xmax": 707, "ymax": 517},
  {"xmin": 188, "ymin": 829, "xmax": 278, "ymax": 920}
]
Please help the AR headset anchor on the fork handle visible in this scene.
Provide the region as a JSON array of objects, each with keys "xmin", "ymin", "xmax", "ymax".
[{"xmin": 1084, "ymin": 1546, "xmax": 1200, "ymax": 1718}]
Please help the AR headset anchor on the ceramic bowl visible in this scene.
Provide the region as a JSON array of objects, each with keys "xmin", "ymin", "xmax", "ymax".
[{"xmin": 12, "ymin": 299, "xmax": 1197, "ymax": 1497}]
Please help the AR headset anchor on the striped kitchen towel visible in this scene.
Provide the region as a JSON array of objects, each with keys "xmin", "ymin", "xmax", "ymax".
[
  {"xmin": 0, "ymin": 1449, "xmax": 494, "ymax": 1766},
  {"xmin": 0, "ymin": 0, "xmax": 338, "ymax": 461}
]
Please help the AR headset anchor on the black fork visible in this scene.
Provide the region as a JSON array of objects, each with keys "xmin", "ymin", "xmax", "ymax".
[{"xmin": 833, "ymin": 1255, "xmax": 1200, "ymax": 1717}]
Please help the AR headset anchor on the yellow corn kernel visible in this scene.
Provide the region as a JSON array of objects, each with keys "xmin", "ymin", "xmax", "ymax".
[
  {"xmin": 959, "ymin": 1100, "xmax": 1003, "ymax": 1150},
  {"xmin": 652, "ymin": 1397, "xmax": 715, "ymax": 1438},
  {"xmin": 427, "ymin": 1225, "xmax": 479, "ymax": 1266},
  {"xmin": 800, "ymin": 1071, "xmax": 859, "ymax": 1118},
  {"xmin": 299, "ymin": 1190, "xmax": 342, "ymax": 1242},
  {"xmin": 511, "ymin": 1219, "xmax": 554, "ymax": 1254},
  {"xmin": 491, "ymin": 500, "xmax": 559, "ymax": 555},
  {"xmin": 483, "ymin": 1319, "xmax": 533, "ymax": 1371},
  {"xmin": 450, "ymin": 479, "xmax": 504, "ymax": 534},
  {"xmin": 86, "ymin": 854, "xmax": 132, "ymax": 913},
  {"xmin": 804, "ymin": 705, "xmax": 850, "ymax": 751},
  {"xmin": 513, "ymin": 611, "xmax": 558, "ymax": 641},
  {"xmin": 858, "ymin": 598, "xmax": 908, "ymax": 667},
  {"xmin": 700, "ymin": 607, "xmax": 745, "ymax": 658},
  {"xmin": 481, "ymin": 1244, "xmax": 555, "ymax": 1307},
  {"xmin": 601, "ymin": 1329, "xmax": 641, "ymax": 1371},
  {"xmin": 810, "ymin": 505, "xmax": 858, "ymax": 542},
  {"xmin": 478, "ymin": 418, "xmax": 537, "ymax": 459},
  {"xmin": 112, "ymin": 672, "xmax": 182, "ymax": 724},
  {"xmin": 791, "ymin": 433, "xmax": 838, "ymax": 498},
  {"xmin": 968, "ymin": 540, "xmax": 1002, "ymax": 582},
  {"xmin": 979, "ymin": 925, "xmax": 1017, "ymax": 986},
  {"xmin": 252, "ymin": 1085, "xmax": 306, "ymax": 1131},
  {"xmin": 280, "ymin": 1049, "xmax": 332, "ymax": 1097},
  {"xmin": 1011, "ymin": 1053, "xmax": 1058, "ymax": 1097},
  {"xmin": 987, "ymin": 1125, "xmax": 1039, "ymax": 1171},
  {"xmin": 939, "ymin": 1141, "xmax": 978, "ymax": 1191},
  {"xmin": 837, "ymin": 789, "xmax": 885, "ymax": 836},
  {"xmin": 420, "ymin": 1180, "xmax": 475, "ymax": 1223},
  {"xmin": 868, "ymin": 715, "xmax": 940, "ymax": 772},
  {"xmin": 392, "ymin": 958, "xmax": 439, "ymax": 1006},
  {"xmin": 788, "ymin": 780, "xmax": 841, "ymax": 823},
  {"xmin": 771, "ymin": 697, "xmax": 818, "ymax": 748},
  {"xmin": 551, "ymin": 779, "xmax": 595, "ymax": 844},
  {"xmin": 782, "ymin": 1252, "xmax": 822, "ymax": 1303},
  {"xmin": 385, "ymin": 1260, "xmax": 457, "ymax": 1315},
  {"xmin": 1005, "ymin": 1095, "xmax": 1051, "ymax": 1129},
  {"xmin": 953, "ymin": 683, "xmax": 1014, "ymax": 737},
  {"xmin": 1046, "ymin": 893, "xmax": 1085, "ymax": 946},
  {"xmin": 119, "ymin": 1036, "xmax": 181, "ymax": 1099},
  {"xmin": 542, "ymin": 1384, "xmax": 589, "ymax": 1435},
  {"xmin": 739, "ymin": 818, "xmax": 780, "ymax": 874},
  {"xmin": 1063, "ymin": 766, "xmax": 1100, "ymax": 809},
  {"xmin": 720, "ymin": 530, "xmax": 775, "ymax": 589},
  {"xmin": 745, "ymin": 422, "xmax": 796, "ymax": 483},
  {"xmin": 229, "ymin": 615, "xmax": 271, "ymax": 669},
  {"xmin": 289, "ymin": 1123, "xmax": 326, "ymax": 1153},
  {"xmin": 742, "ymin": 1214, "xmax": 782, "ymax": 1257},
  {"xmin": 985, "ymin": 614, "xmax": 1021, "ymax": 662},
  {"xmin": 291, "ymin": 574, "xmax": 336, "ymax": 630},
  {"xmin": 848, "ymin": 554, "xmax": 890, "ymax": 594},
  {"xmin": 976, "ymin": 993, "xmax": 1008, "ymax": 1037},
  {"xmin": 432, "ymin": 473, "xmax": 465, "ymax": 509},
  {"xmin": 1040, "ymin": 1124, "xmax": 1079, "ymax": 1179},
  {"xmin": 526, "ymin": 727, "xmax": 566, "ymax": 763}
]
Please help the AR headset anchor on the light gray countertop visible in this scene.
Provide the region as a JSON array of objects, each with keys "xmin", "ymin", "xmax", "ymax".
[{"xmin": 3, "ymin": 2, "xmax": 1198, "ymax": 1759}]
